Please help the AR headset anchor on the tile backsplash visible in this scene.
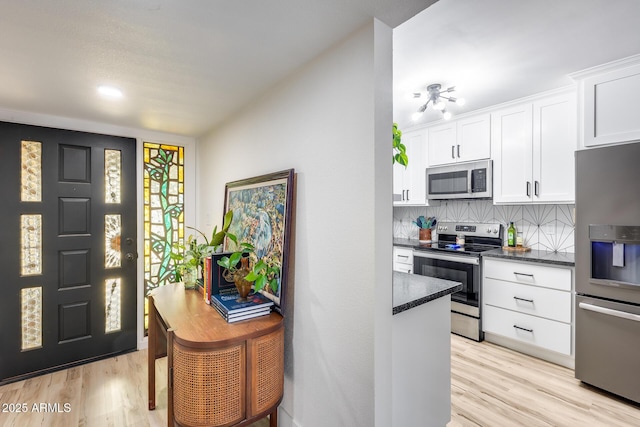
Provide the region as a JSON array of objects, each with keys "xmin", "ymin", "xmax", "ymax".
[{"xmin": 394, "ymin": 201, "xmax": 575, "ymax": 253}]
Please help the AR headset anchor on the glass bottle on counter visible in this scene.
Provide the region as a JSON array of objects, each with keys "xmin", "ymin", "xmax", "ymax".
[{"xmin": 507, "ymin": 222, "xmax": 516, "ymax": 247}]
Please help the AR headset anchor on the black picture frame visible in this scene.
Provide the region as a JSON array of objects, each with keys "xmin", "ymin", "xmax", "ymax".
[{"xmin": 223, "ymin": 169, "xmax": 295, "ymax": 314}]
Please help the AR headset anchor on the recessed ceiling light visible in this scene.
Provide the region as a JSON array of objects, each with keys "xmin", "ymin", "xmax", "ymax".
[{"xmin": 97, "ymin": 85, "xmax": 123, "ymax": 98}]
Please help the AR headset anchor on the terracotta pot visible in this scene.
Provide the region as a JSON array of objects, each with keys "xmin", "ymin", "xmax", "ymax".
[{"xmin": 419, "ymin": 228, "xmax": 432, "ymax": 242}]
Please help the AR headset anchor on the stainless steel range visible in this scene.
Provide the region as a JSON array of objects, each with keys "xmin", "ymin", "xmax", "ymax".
[{"xmin": 413, "ymin": 222, "xmax": 502, "ymax": 341}]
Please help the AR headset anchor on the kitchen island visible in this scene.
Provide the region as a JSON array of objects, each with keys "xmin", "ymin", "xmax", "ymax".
[{"xmin": 392, "ymin": 271, "xmax": 462, "ymax": 427}]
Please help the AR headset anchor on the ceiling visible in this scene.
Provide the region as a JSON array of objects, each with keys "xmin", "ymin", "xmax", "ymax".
[
  {"xmin": 393, "ymin": 0, "xmax": 640, "ymax": 130},
  {"xmin": 0, "ymin": 0, "xmax": 432, "ymax": 138}
]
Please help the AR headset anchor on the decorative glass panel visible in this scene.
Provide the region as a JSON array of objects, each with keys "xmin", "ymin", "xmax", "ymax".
[
  {"xmin": 21, "ymin": 141, "xmax": 42, "ymax": 202},
  {"xmin": 105, "ymin": 149, "xmax": 122, "ymax": 204},
  {"xmin": 21, "ymin": 287, "xmax": 42, "ymax": 350},
  {"xmin": 143, "ymin": 143, "xmax": 184, "ymax": 331},
  {"xmin": 105, "ymin": 214, "xmax": 122, "ymax": 268},
  {"xmin": 21, "ymin": 214, "xmax": 42, "ymax": 276},
  {"xmin": 105, "ymin": 278, "xmax": 121, "ymax": 333}
]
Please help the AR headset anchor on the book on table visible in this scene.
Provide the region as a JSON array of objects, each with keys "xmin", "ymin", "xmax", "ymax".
[
  {"xmin": 211, "ymin": 303, "xmax": 272, "ymax": 323},
  {"xmin": 211, "ymin": 290, "xmax": 274, "ymax": 315}
]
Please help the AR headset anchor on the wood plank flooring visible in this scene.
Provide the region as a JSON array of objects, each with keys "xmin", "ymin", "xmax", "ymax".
[
  {"xmin": 1, "ymin": 336, "xmax": 639, "ymax": 426},
  {"xmin": 449, "ymin": 334, "xmax": 640, "ymax": 427}
]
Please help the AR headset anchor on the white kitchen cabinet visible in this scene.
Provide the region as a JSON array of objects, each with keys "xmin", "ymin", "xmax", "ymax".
[
  {"xmin": 428, "ymin": 113, "xmax": 491, "ymax": 166},
  {"xmin": 393, "ymin": 246, "xmax": 413, "ymax": 273},
  {"xmin": 393, "ymin": 128, "xmax": 427, "ymax": 205},
  {"xmin": 579, "ymin": 61, "xmax": 640, "ymax": 147},
  {"xmin": 492, "ymin": 92, "xmax": 576, "ymax": 204},
  {"xmin": 482, "ymin": 258, "xmax": 574, "ymax": 366}
]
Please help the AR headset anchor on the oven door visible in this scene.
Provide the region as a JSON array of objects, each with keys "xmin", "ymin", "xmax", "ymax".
[{"xmin": 413, "ymin": 251, "xmax": 481, "ymax": 311}]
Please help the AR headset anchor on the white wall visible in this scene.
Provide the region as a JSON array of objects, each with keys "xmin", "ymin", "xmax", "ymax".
[{"xmin": 196, "ymin": 20, "xmax": 393, "ymax": 427}]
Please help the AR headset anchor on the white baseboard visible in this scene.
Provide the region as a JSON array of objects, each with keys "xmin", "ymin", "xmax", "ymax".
[{"xmin": 484, "ymin": 332, "xmax": 575, "ymax": 369}]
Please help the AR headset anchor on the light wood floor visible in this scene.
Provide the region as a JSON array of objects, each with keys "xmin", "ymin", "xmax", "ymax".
[
  {"xmin": 449, "ymin": 334, "xmax": 640, "ymax": 427},
  {"xmin": 1, "ymin": 337, "xmax": 639, "ymax": 426}
]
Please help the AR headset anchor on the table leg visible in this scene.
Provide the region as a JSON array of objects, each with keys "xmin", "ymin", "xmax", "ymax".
[{"xmin": 148, "ymin": 295, "xmax": 156, "ymax": 410}]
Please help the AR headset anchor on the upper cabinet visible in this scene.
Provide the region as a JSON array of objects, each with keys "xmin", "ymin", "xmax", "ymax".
[
  {"xmin": 492, "ymin": 92, "xmax": 577, "ymax": 204},
  {"xmin": 572, "ymin": 58, "xmax": 640, "ymax": 148},
  {"xmin": 393, "ymin": 128, "xmax": 428, "ymax": 206},
  {"xmin": 427, "ymin": 113, "xmax": 491, "ymax": 166}
]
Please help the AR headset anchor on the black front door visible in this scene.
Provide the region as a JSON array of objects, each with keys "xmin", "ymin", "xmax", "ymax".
[{"xmin": 0, "ymin": 121, "xmax": 137, "ymax": 383}]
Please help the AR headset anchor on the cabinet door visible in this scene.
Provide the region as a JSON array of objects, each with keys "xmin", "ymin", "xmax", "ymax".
[
  {"xmin": 394, "ymin": 129, "xmax": 427, "ymax": 205},
  {"xmin": 393, "ymin": 161, "xmax": 408, "ymax": 202},
  {"xmin": 533, "ymin": 93, "xmax": 576, "ymax": 203},
  {"xmin": 427, "ymin": 122, "xmax": 457, "ymax": 166},
  {"xmin": 491, "ymin": 103, "xmax": 533, "ymax": 204},
  {"xmin": 457, "ymin": 113, "xmax": 491, "ymax": 162},
  {"xmin": 583, "ymin": 63, "xmax": 640, "ymax": 147}
]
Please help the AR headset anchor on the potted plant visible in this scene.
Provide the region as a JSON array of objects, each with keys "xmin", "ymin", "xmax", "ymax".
[
  {"xmin": 217, "ymin": 244, "xmax": 281, "ymax": 300},
  {"xmin": 216, "ymin": 242, "xmax": 256, "ymax": 300},
  {"xmin": 171, "ymin": 210, "xmax": 235, "ymax": 289}
]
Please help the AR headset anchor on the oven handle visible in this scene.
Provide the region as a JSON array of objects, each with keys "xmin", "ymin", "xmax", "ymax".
[
  {"xmin": 413, "ymin": 251, "xmax": 479, "ymax": 265},
  {"xmin": 579, "ymin": 302, "xmax": 640, "ymax": 322}
]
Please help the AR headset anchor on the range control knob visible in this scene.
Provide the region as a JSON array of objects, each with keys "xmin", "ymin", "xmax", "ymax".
[{"xmin": 492, "ymin": 228, "xmax": 498, "ymax": 234}]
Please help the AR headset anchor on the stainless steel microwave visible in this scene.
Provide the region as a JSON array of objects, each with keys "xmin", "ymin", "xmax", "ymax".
[{"xmin": 426, "ymin": 159, "xmax": 492, "ymax": 200}]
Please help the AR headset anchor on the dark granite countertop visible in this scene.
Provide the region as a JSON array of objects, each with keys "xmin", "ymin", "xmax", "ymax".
[
  {"xmin": 393, "ymin": 238, "xmax": 422, "ymax": 249},
  {"xmin": 393, "ymin": 271, "xmax": 462, "ymax": 315},
  {"xmin": 482, "ymin": 248, "xmax": 575, "ymax": 267}
]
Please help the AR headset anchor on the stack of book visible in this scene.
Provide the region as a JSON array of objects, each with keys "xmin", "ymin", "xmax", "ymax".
[{"xmin": 211, "ymin": 290, "xmax": 274, "ymax": 323}]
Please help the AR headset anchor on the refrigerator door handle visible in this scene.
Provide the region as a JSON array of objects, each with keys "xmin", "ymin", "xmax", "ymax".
[{"xmin": 579, "ymin": 302, "xmax": 640, "ymax": 322}]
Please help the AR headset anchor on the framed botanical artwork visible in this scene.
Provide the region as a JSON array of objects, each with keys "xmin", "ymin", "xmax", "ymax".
[{"xmin": 223, "ymin": 169, "xmax": 295, "ymax": 313}]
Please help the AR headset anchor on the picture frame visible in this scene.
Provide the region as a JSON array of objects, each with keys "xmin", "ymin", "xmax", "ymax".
[{"xmin": 223, "ymin": 169, "xmax": 295, "ymax": 314}]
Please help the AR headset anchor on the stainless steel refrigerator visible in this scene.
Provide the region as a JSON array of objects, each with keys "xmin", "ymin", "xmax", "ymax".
[{"xmin": 575, "ymin": 142, "xmax": 640, "ymax": 404}]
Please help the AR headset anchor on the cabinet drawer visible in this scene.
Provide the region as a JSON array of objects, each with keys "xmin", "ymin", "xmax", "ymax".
[
  {"xmin": 483, "ymin": 305, "xmax": 571, "ymax": 355},
  {"xmin": 484, "ymin": 278, "xmax": 571, "ymax": 323},
  {"xmin": 393, "ymin": 247, "xmax": 413, "ymax": 265},
  {"xmin": 393, "ymin": 262, "xmax": 413, "ymax": 274},
  {"xmin": 483, "ymin": 258, "xmax": 571, "ymax": 291}
]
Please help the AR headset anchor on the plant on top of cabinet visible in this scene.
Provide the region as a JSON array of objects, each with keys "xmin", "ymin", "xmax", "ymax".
[
  {"xmin": 393, "ymin": 127, "xmax": 429, "ymax": 206},
  {"xmin": 393, "ymin": 122, "xmax": 408, "ymax": 166}
]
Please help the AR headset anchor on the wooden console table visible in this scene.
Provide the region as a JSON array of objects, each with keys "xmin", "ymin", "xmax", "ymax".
[{"xmin": 148, "ymin": 283, "xmax": 284, "ymax": 427}]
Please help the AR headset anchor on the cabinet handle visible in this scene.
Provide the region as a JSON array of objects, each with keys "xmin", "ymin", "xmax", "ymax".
[
  {"xmin": 513, "ymin": 296, "xmax": 534, "ymax": 303},
  {"xmin": 526, "ymin": 181, "xmax": 531, "ymax": 197},
  {"xmin": 402, "ymin": 190, "xmax": 405, "ymax": 201},
  {"xmin": 397, "ymin": 255, "xmax": 409, "ymax": 259},
  {"xmin": 451, "ymin": 145, "xmax": 455, "ymax": 159},
  {"xmin": 534, "ymin": 180, "xmax": 540, "ymax": 197},
  {"xmin": 457, "ymin": 144, "xmax": 460, "ymax": 158},
  {"xmin": 406, "ymin": 269, "xmax": 412, "ymax": 274},
  {"xmin": 514, "ymin": 272, "xmax": 534, "ymax": 278},
  {"xmin": 513, "ymin": 325, "xmax": 533, "ymax": 333},
  {"xmin": 406, "ymin": 189, "xmax": 409, "ymax": 200}
]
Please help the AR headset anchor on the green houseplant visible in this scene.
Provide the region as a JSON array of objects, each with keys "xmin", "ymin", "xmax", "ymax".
[
  {"xmin": 171, "ymin": 210, "xmax": 235, "ymax": 288},
  {"xmin": 393, "ymin": 122, "xmax": 408, "ymax": 166},
  {"xmin": 217, "ymin": 243, "xmax": 281, "ymax": 297}
]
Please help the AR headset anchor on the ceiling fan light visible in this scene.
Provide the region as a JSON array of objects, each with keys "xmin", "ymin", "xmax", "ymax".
[
  {"xmin": 412, "ymin": 112, "xmax": 423, "ymax": 121},
  {"xmin": 443, "ymin": 110, "xmax": 452, "ymax": 120},
  {"xmin": 456, "ymin": 97, "xmax": 466, "ymax": 106}
]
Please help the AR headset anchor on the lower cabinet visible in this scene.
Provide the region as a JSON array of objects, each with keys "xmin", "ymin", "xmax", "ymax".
[
  {"xmin": 393, "ymin": 246, "xmax": 413, "ymax": 273},
  {"xmin": 482, "ymin": 258, "xmax": 574, "ymax": 367}
]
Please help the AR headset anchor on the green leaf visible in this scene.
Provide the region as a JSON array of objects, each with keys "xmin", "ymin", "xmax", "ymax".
[
  {"xmin": 217, "ymin": 256, "xmax": 231, "ymax": 269},
  {"xmin": 222, "ymin": 210, "xmax": 233, "ymax": 231},
  {"xmin": 269, "ymin": 279, "xmax": 279, "ymax": 293},
  {"xmin": 229, "ymin": 252, "xmax": 242, "ymax": 267},
  {"xmin": 254, "ymin": 275, "xmax": 266, "ymax": 292},
  {"xmin": 244, "ymin": 271, "xmax": 259, "ymax": 281}
]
